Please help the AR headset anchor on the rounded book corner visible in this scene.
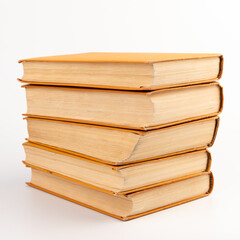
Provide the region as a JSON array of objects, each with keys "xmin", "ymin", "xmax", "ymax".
[{"xmin": 208, "ymin": 172, "xmax": 214, "ymax": 194}]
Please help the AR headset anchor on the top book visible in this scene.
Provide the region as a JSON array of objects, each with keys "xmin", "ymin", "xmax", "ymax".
[{"xmin": 19, "ymin": 52, "xmax": 223, "ymax": 90}]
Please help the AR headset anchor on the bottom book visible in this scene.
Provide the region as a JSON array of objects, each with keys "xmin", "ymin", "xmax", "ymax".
[{"xmin": 27, "ymin": 169, "xmax": 213, "ymax": 221}]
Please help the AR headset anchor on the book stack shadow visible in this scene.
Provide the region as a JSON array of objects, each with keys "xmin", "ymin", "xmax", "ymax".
[{"xmin": 19, "ymin": 53, "xmax": 223, "ymax": 220}]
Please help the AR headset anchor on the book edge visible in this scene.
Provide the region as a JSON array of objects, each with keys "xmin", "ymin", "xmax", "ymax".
[
  {"xmin": 18, "ymin": 78, "xmax": 220, "ymax": 91},
  {"xmin": 23, "ymin": 161, "xmax": 211, "ymax": 196},
  {"xmin": 26, "ymin": 172, "xmax": 212, "ymax": 221},
  {"xmin": 18, "ymin": 53, "xmax": 222, "ymax": 64},
  {"xmin": 23, "ymin": 141, "xmax": 209, "ymax": 170}
]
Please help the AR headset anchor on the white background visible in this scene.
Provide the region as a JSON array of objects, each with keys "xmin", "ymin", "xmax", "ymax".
[{"xmin": 1, "ymin": 0, "xmax": 240, "ymax": 239}]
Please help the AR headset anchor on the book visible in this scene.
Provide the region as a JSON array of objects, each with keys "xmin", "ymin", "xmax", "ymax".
[
  {"xmin": 25, "ymin": 116, "xmax": 219, "ymax": 165},
  {"xmin": 27, "ymin": 168, "xmax": 213, "ymax": 220},
  {"xmin": 23, "ymin": 82, "xmax": 223, "ymax": 130},
  {"xmin": 23, "ymin": 141, "xmax": 211, "ymax": 194},
  {"xmin": 18, "ymin": 52, "xmax": 223, "ymax": 90}
]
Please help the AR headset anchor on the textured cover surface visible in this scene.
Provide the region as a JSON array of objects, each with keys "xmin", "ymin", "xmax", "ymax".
[
  {"xmin": 26, "ymin": 171, "xmax": 213, "ymax": 221},
  {"xmin": 19, "ymin": 52, "xmax": 222, "ymax": 63}
]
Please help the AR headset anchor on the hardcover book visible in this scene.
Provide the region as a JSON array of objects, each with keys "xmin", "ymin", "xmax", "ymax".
[
  {"xmin": 25, "ymin": 116, "xmax": 219, "ymax": 165},
  {"xmin": 19, "ymin": 52, "xmax": 223, "ymax": 90},
  {"xmin": 27, "ymin": 168, "xmax": 213, "ymax": 220},
  {"xmin": 23, "ymin": 82, "xmax": 223, "ymax": 130}
]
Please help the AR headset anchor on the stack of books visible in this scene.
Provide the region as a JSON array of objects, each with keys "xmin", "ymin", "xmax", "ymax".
[{"xmin": 19, "ymin": 52, "xmax": 223, "ymax": 220}]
